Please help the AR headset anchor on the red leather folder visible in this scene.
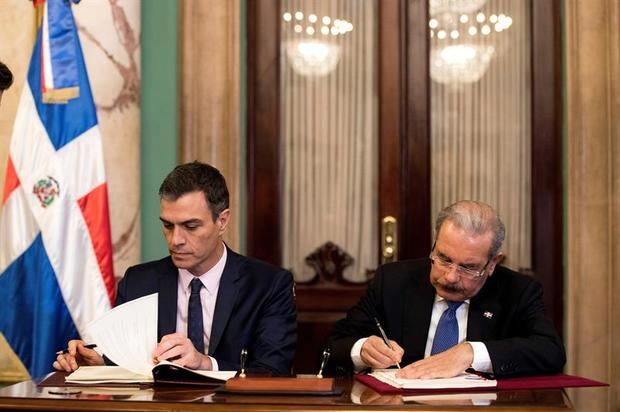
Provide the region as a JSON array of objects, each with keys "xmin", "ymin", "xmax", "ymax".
[{"xmin": 355, "ymin": 373, "xmax": 608, "ymax": 395}]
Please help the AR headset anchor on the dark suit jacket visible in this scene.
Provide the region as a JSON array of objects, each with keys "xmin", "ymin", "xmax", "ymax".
[
  {"xmin": 329, "ymin": 258, "xmax": 565, "ymax": 378},
  {"xmin": 115, "ymin": 248, "xmax": 297, "ymax": 375}
]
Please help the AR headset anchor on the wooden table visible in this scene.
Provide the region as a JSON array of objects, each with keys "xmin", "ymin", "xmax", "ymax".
[{"xmin": 0, "ymin": 376, "xmax": 574, "ymax": 411}]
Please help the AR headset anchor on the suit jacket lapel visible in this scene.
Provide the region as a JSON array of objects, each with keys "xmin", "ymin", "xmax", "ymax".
[
  {"xmin": 209, "ymin": 247, "xmax": 242, "ymax": 355},
  {"xmin": 401, "ymin": 268, "xmax": 435, "ymax": 361},
  {"xmin": 158, "ymin": 257, "xmax": 179, "ymax": 341},
  {"xmin": 467, "ymin": 275, "xmax": 501, "ymax": 341}
]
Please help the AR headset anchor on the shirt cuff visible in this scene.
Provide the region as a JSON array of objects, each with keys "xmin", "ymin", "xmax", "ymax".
[
  {"xmin": 468, "ymin": 341, "xmax": 493, "ymax": 373},
  {"xmin": 351, "ymin": 338, "xmax": 369, "ymax": 372},
  {"xmin": 209, "ymin": 356, "xmax": 219, "ymax": 371}
]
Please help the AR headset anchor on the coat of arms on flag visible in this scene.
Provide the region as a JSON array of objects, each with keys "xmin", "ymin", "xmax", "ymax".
[{"xmin": 0, "ymin": 0, "xmax": 115, "ymax": 379}]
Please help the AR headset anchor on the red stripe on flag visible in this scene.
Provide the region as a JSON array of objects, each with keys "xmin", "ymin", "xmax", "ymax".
[
  {"xmin": 77, "ymin": 183, "xmax": 116, "ymax": 305},
  {"xmin": 2, "ymin": 157, "xmax": 21, "ymax": 205}
]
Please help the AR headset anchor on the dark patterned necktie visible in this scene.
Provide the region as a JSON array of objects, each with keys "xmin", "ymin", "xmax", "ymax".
[
  {"xmin": 431, "ymin": 301, "xmax": 463, "ymax": 355},
  {"xmin": 188, "ymin": 278, "xmax": 205, "ymax": 354}
]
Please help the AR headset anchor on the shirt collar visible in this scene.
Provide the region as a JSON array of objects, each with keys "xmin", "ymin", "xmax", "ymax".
[
  {"xmin": 434, "ymin": 294, "xmax": 470, "ymax": 305},
  {"xmin": 178, "ymin": 244, "xmax": 228, "ymax": 294}
]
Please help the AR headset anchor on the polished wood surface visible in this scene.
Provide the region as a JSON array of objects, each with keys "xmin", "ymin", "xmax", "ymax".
[{"xmin": 0, "ymin": 376, "xmax": 575, "ymax": 411}]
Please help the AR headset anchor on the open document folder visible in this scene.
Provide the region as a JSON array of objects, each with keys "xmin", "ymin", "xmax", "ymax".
[
  {"xmin": 370, "ymin": 369, "xmax": 497, "ymax": 390},
  {"xmin": 65, "ymin": 362, "xmax": 236, "ymax": 385},
  {"xmin": 66, "ymin": 293, "xmax": 235, "ymax": 385}
]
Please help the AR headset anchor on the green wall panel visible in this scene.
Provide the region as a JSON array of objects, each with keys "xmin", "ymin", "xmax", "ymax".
[{"xmin": 140, "ymin": 0, "xmax": 178, "ymax": 261}]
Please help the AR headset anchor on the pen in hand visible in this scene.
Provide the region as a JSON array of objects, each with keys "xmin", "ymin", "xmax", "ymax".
[
  {"xmin": 56, "ymin": 344, "xmax": 97, "ymax": 355},
  {"xmin": 374, "ymin": 317, "xmax": 401, "ymax": 369}
]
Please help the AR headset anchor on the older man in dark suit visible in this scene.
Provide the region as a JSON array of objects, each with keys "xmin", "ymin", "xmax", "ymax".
[
  {"xmin": 329, "ymin": 200, "xmax": 565, "ymax": 378},
  {"xmin": 55, "ymin": 162, "xmax": 296, "ymax": 375}
]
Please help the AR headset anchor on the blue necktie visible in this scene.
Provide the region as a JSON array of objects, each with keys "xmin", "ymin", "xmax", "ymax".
[
  {"xmin": 431, "ymin": 301, "xmax": 463, "ymax": 355},
  {"xmin": 188, "ymin": 278, "xmax": 205, "ymax": 354}
]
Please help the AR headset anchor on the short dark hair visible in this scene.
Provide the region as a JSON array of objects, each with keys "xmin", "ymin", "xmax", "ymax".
[
  {"xmin": 0, "ymin": 62, "xmax": 13, "ymax": 91},
  {"xmin": 159, "ymin": 161, "xmax": 229, "ymax": 221}
]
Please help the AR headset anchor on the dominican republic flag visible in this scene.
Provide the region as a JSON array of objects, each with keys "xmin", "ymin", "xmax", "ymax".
[{"xmin": 0, "ymin": 0, "xmax": 115, "ymax": 378}]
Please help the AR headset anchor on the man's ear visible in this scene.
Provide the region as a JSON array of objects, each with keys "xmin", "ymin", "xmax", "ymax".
[
  {"xmin": 217, "ymin": 209, "xmax": 231, "ymax": 234},
  {"xmin": 487, "ymin": 253, "xmax": 504, "ymax": 277}
]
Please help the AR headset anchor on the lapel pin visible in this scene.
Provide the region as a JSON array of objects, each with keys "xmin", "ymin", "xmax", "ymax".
[{"xmin": 483, "ymin": 311, "xmax": 493, "ymax": 319}]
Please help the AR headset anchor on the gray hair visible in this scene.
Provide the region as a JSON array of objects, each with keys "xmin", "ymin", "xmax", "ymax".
[{"xmin": 434, "ymin": 200, "xmax": 506, "ymax": 258}]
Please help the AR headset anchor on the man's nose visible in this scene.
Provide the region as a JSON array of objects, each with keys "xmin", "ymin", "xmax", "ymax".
[
  {"xmin": 444, "ymin": 264, "xmax": 461, "ymax": 282},
  {"xmin": 170, "ymin": 226, "xmax": 185, "ymax": 245}
]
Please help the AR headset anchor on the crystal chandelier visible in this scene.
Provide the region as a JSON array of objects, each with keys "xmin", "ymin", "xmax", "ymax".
[
  {"xmin": 431, "ymin": 44, "xmax": 495, "ymax": 84},
  {"xmin": 429, "ymin": 1, "xmax": 513, "ymax": 85},
  {"xmin": 430, "ymin": 0, "xmax": 488, "ymax": 16},
  {"xmin": 282, "ymin": 11, "xmax": 353, "ymax": 77}
]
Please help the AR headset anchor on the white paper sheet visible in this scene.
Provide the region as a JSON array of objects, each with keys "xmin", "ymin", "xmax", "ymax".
[
  {"xmin": 85, "ymin": 293, "xmax": 158, "ymax": 376},
  {"xmin": 370, "ymin": 369, "xmax": 497, "ymax": 390},
  {"xmin": 65, "ymin": 366, "xmax": 152, "ymax": 384}
]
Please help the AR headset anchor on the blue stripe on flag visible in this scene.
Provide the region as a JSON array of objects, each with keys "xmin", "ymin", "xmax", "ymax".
[
  {"xmin": 28, "ymin": 25, "xmax": 98, "ymax": 151},
  {"xmin": 0, "ymin": 234, "xmax": 80, "ymax": 379},
  {"xmin": 46, "ymin": 0, "xmax": 79, "ymax": 90}
]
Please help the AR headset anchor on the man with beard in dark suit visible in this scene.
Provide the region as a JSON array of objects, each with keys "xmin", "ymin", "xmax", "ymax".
[
  {"xmin": 329, "ymin": 200, "xmax": 565, "ymax": 378},
  {"xmin": 54, "ymin": 161, "xmax": 296, "ymax": 374}
]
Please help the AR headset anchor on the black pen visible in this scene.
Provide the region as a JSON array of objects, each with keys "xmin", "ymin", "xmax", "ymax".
[
  {"xmin": 374, "ymin": 317, "xmax": 401, "ymax": 369},
  {"xmin": 56, "ymin": 343, "xmax": 97, "ymax": 355},
  {"xmin": 465, "ymin": 367, "xmax": 494, "ymax": 380}
]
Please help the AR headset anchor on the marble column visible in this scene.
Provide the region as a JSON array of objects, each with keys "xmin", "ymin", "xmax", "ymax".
[
  {"xmin": 565, "ymin": 0, "xmax": 620, "ymax": 410},
  {"xmin": 179, "ymin": 0, "xmax": 241, "ymax": 250}
]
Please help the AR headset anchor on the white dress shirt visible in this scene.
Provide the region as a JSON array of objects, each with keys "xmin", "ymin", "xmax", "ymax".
[
  {"xmin": 175, "ymin": 245, "xmax": 227, "ymax": 370},
  {"xmin": 351, "ymin": 294, "xmax": 492, "ymax": 373}
]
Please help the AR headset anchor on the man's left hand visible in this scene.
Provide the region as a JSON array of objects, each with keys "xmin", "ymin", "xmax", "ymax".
[
  {"xmin": 153, "ymin": 333, "xmax": 212, "ymax": 370},
  {"xmin": 395, "ymin": 342, "xmax": 473, "ymax": 379}
]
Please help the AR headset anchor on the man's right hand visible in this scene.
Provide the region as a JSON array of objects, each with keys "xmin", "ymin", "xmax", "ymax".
[
  {"xmin": 53, "ymin": 340, "xmax": 104, "ymax": 372},
  {"xmin": 360, "ymin": 335, "xmax": 404, "ymax": 369}
]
